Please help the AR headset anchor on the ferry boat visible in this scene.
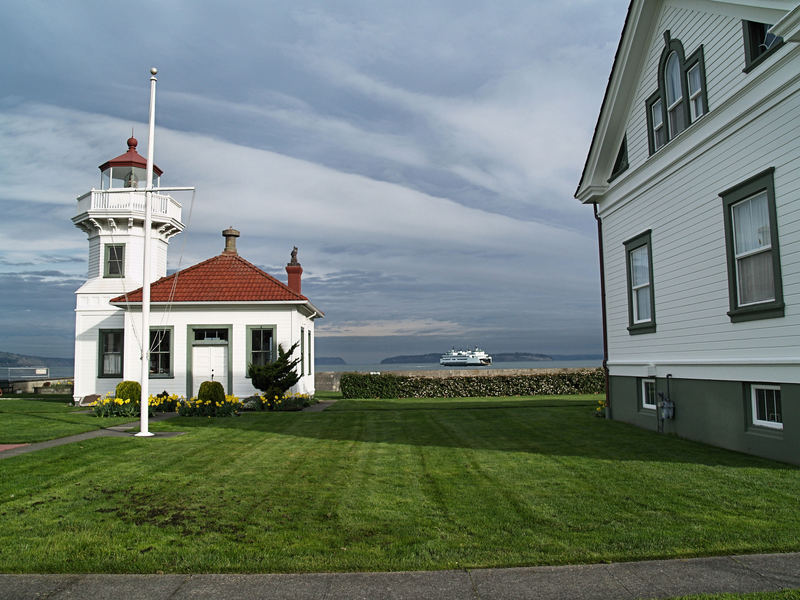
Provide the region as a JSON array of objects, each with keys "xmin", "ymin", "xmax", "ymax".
[{"xmin": 440, "ymin": 347, "xmax": 493, "ymax": 366}]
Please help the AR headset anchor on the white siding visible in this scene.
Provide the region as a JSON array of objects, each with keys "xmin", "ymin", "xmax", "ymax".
[
  {"xmin": 600, "ymin": 41, "xmax": 800, "ymax": 381},
  {"xmin": 623, "ymin": 2, "xmax": 749, "ymax": 174},
  {"xmin": 122, "ymin": 304, "xmax": 317, "ymax": 399}
]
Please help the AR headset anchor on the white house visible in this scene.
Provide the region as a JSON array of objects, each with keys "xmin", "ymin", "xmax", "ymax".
[
  {"xmin": 72, "ymin": 137, "xmax": 322, "ymax": 403},
  {"xmin": 575, "ymin": 0, "xmax": 799, "ymax": 464}
]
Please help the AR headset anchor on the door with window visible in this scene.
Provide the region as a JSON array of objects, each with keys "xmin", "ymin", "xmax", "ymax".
[{"xmin": 192, "ymin": 345, "xmax": 227, "ymax": 396}]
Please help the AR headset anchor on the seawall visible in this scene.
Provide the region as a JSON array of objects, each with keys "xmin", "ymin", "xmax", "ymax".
[{"xmin": 315, "ymin": 367, "xmax": 596, "ymax": 393}]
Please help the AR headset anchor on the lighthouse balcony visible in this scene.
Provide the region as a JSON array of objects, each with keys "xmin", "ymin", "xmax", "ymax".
[{"xmin": 75, "ymin": 189, "xmax": 182, "ymax": 222}]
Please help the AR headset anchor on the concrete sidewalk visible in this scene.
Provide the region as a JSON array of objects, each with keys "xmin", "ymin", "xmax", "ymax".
[
  {"xmin": 0, "ymin": 413, "xmax": 182, "ymax": 460},
  {"xmin": 1, "ymin": 553, "xmax": 798, "ymax": 600}
]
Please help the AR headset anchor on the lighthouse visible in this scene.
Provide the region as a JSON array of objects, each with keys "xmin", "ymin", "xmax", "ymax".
[{"xmin": 71, "ymin": 136, "xmax": 184, "ymax": 405}]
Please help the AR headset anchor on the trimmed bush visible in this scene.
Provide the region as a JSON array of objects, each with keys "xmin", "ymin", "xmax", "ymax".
[
  {"xmin": 197, "ymin": 381, "xmax": 225, "ymax": 416},
  {"xmin": 340, "ymin": 373, "xmax": 400, "ymax": 399},
  {"xmin": 340, "ymin": 368, "xmax": 605, "ymax": 399},
  {"xmin": 115, "ymin": 381, "xmax": 141, "ymax": 403}
]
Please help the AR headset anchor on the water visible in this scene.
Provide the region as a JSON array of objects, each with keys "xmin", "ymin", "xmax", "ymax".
[{"xmin": 315, "ymin": 359, "xmax": 601, "ymax": 373}]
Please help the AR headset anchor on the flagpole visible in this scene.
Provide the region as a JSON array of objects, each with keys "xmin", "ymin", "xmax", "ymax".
[{"xmin": 136, "ymin": 67, "xmax": 158, "ymax": 437}]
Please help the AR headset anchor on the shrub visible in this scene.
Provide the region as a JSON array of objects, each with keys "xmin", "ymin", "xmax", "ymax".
[
  {"xmin": 340, "ymin": 368, "xmax": 605, "ymax": 399},
  {"xmin": 115, "ymin": 381, "xmax": 141, "ymax": 403},
  {"xmin": 198, "ymin": 381, "xmax": 226, "ymax": 416},
  {"xmin": 340, "ymin": 373, "xmax": 400, "ymax": 399},
  {"xmin": 248, "ymin": 342, "xmax": 301, "ymax": 399}
]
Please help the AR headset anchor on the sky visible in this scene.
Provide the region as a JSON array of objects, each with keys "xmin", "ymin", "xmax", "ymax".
[{"xmin": 0, "ymin": 0, "xmax": 628, "ymax": 364}]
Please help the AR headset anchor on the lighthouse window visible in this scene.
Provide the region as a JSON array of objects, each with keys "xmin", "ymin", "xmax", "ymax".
[
  {"xmin": 98, "ymin": 329, "xmax": 124, "ymax": 378},
  {"xmin": 104, "ymin": 244, "xmax": 125, "ymax": 278}
]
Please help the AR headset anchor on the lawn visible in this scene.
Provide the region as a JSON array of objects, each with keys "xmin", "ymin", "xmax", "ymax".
[
  {"xmin": 0, "ymin": 394, "xmax": 798, "ymax": 573},
  {"xmin": 0, "ymin": 396, "xmax": 134, "ymax": 443}
]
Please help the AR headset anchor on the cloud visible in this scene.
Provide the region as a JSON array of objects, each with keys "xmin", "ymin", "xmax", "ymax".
[{"xmin": 317, "ymin": 318, "xmax": 475, "ymax": 338}]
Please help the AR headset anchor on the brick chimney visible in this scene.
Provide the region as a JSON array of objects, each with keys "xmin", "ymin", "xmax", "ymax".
[
  {"xmin": 285, "ymin": 245, "xmax": 302, "ymax": 294},
  {"xmin": 222, "ymin": 226, "xmax": 240, "ymax": 255}
]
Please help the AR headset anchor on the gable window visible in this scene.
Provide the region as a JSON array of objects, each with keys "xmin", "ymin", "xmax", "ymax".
[
  {"xmin": 641, "ymin": 378, "xmax": 657, "ymax": 410},
  {"xmin": 247, "ymin": 325, "xmax": 275, "ymax": 368},
  {"xmin": 624, "ymin": 230, "xmax": 656, "ymax": 334},
  {"xmin": 99, "ymin": 329, "xmax": 123, "ymax": 378},
  {"xmin": 743, "ymin": 21, "xmax": 783, "ymax": 72},
  {"xmin": 149, "ymin": 328, "xmax": 173, "ymax": 378},
  {"xmin": 720, "ymin": 168, "xmax": 784, "ymax": 322},
  {"xmin": 104, "ymin": 244, "xmax": 125, "ymax": 278},
  {"xmin": 751, "ymin": 384, "xmax": 782, "ymax": 430},
  {"xmin": 609, "ymin": 135, "xmax": 629, "ymax": 182},
  {"xmin": 646, "ymin": 32, "xmax": 708, "ymax": 155}
]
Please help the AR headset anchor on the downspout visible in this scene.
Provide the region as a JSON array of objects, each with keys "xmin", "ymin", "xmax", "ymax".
[{"xmin": 594, "ymin": 203, "xmax": 611, "ymax": 419}]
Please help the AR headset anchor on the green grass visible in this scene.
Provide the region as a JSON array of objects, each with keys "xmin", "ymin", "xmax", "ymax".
[
  {"xmin": 0, "ymin": 394, "xmax": 798, "ymax": 573},
  {"xmin": 0, "ymin": 397, "xmax": 134, "ymax": 443}
]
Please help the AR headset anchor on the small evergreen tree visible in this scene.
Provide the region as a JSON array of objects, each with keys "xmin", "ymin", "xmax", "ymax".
[{"xmin": 247, "ymin": 342, "xmax": 301, "ymax": 403}]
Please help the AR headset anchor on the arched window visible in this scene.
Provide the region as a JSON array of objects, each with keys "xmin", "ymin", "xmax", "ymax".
[
  {"xmin": 646, "ymin": 31, "xmax": 708, "ymax": 155},
  {"xmin": 664, "ymin": 52, "xmax": 686, "ymax": 137}
]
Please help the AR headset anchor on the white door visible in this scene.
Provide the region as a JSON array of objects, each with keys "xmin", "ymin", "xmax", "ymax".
[{"xmin": 192, "ymin": 345, "xmax": 227, "ymax": 396}]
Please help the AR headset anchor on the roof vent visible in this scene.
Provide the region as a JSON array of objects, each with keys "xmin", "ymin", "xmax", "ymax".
[{"xmin": 222, "ymin": 226, "xmax": 240, "ymax": 255}]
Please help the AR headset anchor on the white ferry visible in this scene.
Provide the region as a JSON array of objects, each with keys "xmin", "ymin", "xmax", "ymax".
[{"xmin": 440, "ymin": 347, "xmax": 493, "ymax": 366}]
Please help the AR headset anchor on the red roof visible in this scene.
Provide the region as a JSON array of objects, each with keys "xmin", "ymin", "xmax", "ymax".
[
  {"xmin": 110, "ymin": 253, "xmax": 308, "ymax": 304},
  {"xmin": 99, "ymin": 136, "xmax": 163, "ymax": 176}
]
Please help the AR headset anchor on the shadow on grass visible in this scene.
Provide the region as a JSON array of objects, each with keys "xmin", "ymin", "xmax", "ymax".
[{"xmin": 158, "ymin": 399, "xmax": 796, "ymax": 471}]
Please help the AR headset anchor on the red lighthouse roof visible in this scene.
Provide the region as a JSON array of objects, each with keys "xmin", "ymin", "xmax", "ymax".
[{"xmin": 98, "ymin": 136, "xmax": 163, "ymax": 176}]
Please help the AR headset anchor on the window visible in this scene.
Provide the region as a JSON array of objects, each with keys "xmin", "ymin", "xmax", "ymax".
[
  {"xmin": 99, "ymin": 329, "xmax": 123, "ymax": 377},
  {"xmin": 104, "ymin": 244, "xmax": 125, "ymax": 278},
  {"xmin": 194, "ymin": 328, "xmax": 229, "ymax": 342},
  {"xmin": 247, "ymin": 326, "xmax": 275, "ymax": 368},
  {"xmin": 665, "ymin": 52, "xmax": 686, "ymax": 137},
  {"xmin": 743, "ymin": 21, "xmax": 783, "ymax": 72},
  {"xmin": 300, "ymin": 327, "xmax": 305, "ymax": 375},
  {"xmin": 308, "ymin": 329, "xmax": 312, "ymax": 375},
  {"xmin": 646, "ymin": 32, "xmax": 708, "ymax": 155},
  {"xmin": 149, "ymin": 328, "xmax": 172, "ymax": 377},
  {"xmin": 751, "ymin": 384, "xmax": 782, "ymax": 430},
  {"xmin": 641, "ymin": 379, "xmax": 657, "ymax": 410},
  {"xmin": 609, "ymin": 135, "xmax": 629, "ymax": 182},
  {"xmin": 624, "ymin": 230, "xmax": 656, "ymax": 334},
  {"xmin": 721, "ymin": 168, "xmax": 784, "ymax": 322}
]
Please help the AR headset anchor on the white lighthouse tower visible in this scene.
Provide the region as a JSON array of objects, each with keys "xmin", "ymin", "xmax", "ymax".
[{"xmin": 71, "ymin": 136, "xmax": 184, "ymax": 404}]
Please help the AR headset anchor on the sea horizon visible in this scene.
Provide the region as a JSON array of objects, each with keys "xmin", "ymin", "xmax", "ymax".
[{"xmin": 315, "ymin": 359, "xmax": 602, "ymax": 373}]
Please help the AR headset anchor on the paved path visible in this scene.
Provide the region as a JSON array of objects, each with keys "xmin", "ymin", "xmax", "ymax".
[
  {"xmin": 0, "ymin": 553, "xmax": 798, "ymax": 599},
  {"xmin": 0, "ymin": 413, "xmax": 182, "ymax": 460}
]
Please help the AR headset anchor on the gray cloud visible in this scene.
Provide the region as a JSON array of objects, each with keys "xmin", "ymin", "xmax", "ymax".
[{"xmin": 0, "ymin": 0, "xmax": 626, "ymax": 362}]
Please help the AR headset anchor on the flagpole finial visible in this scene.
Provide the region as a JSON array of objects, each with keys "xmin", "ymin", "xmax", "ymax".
[{"xmin": 150, "ymin": 66, "xmax": 158, "ymax": 76}]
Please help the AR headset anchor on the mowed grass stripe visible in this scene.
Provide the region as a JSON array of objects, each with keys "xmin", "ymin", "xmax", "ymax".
[{"xmin": 0, "ymin": 398, "xmax": 798, "ymax": 573}]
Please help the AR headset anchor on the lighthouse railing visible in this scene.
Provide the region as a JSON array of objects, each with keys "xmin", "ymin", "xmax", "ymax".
[{"xmin": 76, "ymin": 190, "xmax": 181, "ymax": 221}]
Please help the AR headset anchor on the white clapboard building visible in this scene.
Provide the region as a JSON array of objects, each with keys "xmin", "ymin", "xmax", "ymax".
[
  {"xmin": 576, "ymin": 0, "xmax": 799, "ymax": 463},
  {"xmin": 72, "ymin": 137, "xmax": 322, "ymax": 403}
]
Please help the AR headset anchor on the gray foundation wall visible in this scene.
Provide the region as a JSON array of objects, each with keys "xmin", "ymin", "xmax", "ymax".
[{"xmin": 609, "ymin": 375, "xmax": 799, "ymax": 465}]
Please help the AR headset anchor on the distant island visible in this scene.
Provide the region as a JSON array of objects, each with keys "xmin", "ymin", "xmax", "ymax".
[
  {"xmin": 0, "ymin": 351, "xmax": 74, "ymax": 368},
  {"xmin": 315, "ymin": 357, "xmax": 347, "ymax": 365},
  {"xmin": 381, "ymin": 352, "xmax": 558, "ymax": 364}
]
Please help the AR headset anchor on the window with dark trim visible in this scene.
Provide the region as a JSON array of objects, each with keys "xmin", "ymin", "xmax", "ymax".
[
  {"xmin": 608, "ymin": 135, "xmax": 629, "ymax": 182},
  {"xmin": 646, "ymin": 32, "xmax": 708, "ymax": 155},
  {"xmin": 99, "ymin": 329, "xmax": 123, "ymax": 377},
  {"xmin": 247, "ymin": 325, "xmax": 275, "ymax": 370},
  {"xmin": 750, "ymin": 384, "xmax": 782, "ymax": 430},
  {"xmin": 743, "ymin": 21, "xmax": 783, "ymax": 72},
  {"xmin": 720, "ymin": 168, "xmax": 784, "ymax": 322},
  {"xmin": 300, "ymin": 327, "xmax": 305, "ymax": 375},
  {"xmin": 624, "ymin": 230, "xmax": 656, "ymax": 334},
  {"xmin": 307, "ymin": 329, "xmax": 312, "ymax": 376},
  {"xmin": 149, "ymin": 327, "xmax": 173, "ymax": 378},
  {"xmin": 104, "ymin": 244, "xmax": 125, "ymax": 278},
  {"xmin": 641, "ymin": 378, "xmax": 657, "ymax": 410}
]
